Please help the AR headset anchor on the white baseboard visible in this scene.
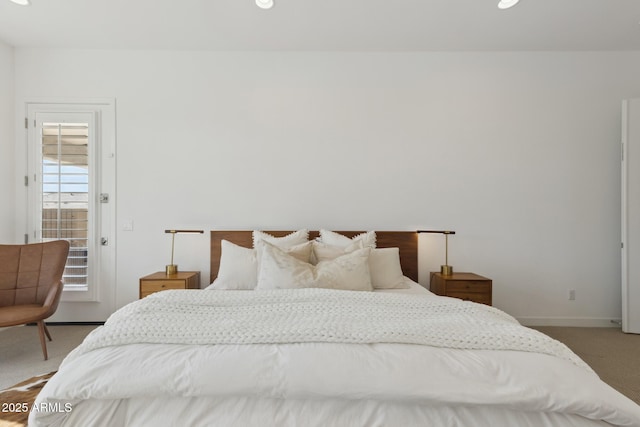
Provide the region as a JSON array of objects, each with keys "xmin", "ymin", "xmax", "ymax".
[{"xmin": 517, "ymin": 317, "xmax": 622, "ymax": 328}]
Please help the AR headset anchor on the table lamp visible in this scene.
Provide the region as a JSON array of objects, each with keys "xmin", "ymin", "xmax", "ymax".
[
  {"xmin": 165, "ymin": 229, "xmax": 204, "ymax": 275},
  {"xmin": 417, "ymin": 230, "xmax": 456, "ymax": 275}
]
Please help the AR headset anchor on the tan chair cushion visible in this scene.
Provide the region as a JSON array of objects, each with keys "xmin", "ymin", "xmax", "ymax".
[
  {"xmin": 0, "ymin": 304, "xmax": 50, "ymax": 326},
  {"xmin": 0, "ymin": 241, "xmax": 69, "ymax": 308},
  {"xmin": 0, "ymin": 241, "xmax": 69, "ymax": 326}
]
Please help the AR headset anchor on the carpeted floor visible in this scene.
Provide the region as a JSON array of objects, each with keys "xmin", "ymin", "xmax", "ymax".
[
  {"xmin": 533, "ymin": 326, "xmax": 640, "ymax": 405},
  {"xmin": 0, "ymin": 324, "xmax": 98, "ymax": 390}
]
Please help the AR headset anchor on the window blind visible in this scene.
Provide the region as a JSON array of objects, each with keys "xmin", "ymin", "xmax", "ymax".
[{"xmin": 41, "ymin": 123, "xmax": 89, "ymax": 290}]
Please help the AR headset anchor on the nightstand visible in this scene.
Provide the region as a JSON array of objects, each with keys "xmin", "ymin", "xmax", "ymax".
[
  {"xmin": 139, "ymin": 271, "xmax": 200, "ymax": 299},
  {"xmin": 429, "ymin": 272, "xmax": 492, "ymax": 306}
]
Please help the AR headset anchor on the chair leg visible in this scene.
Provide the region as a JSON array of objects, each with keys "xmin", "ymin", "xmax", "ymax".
[
  {"xmin": 37, "ymin": 320, "xmax": 49, "ymax": 360},
  {"xmin": 43, "ymin": 323, "xmax": 52, "ymax": 341}
]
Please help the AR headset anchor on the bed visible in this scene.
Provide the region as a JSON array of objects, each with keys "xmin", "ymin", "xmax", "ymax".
[{"xmin": 30, "ymin": 230, "xmax": 640, "ymax": 427}]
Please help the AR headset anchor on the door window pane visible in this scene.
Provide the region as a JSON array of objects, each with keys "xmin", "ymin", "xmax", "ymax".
[{"xmin": 41, "ymin": 123, "xmax": 89, "ymax": 290}]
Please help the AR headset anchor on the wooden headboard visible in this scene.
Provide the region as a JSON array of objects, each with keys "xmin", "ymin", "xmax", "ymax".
[{"xmin": 210, "ymin": 230, "xmax": 418, "ymax": 284}]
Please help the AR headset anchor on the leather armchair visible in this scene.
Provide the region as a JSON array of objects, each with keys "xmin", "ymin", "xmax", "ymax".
[{"xmin": 0, "ymin": 240, "xmax": 70, "ymax": 360}]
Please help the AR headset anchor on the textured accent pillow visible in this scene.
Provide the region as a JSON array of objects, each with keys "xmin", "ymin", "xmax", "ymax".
[
  {"xmin": 313, "ymin": 241, "xmax": 408, "ymax": 290},
  {"xmin": 253, "ymin": 229, "xmax": 312, "ymax": 275},
  {"xmin": 208, "ymin": 239, "xmax": 313, "ymax": 290},
  {"xmin": 311, "ymin": 240, "xmax": 365, "ymax": 264},
  {"xmin": 319, "ymin": 230, "xmax": 376, "ymax": 248},
  {"xmin": 368, "ymin": 247, "xmax": 409, "ymax": 289},
  {"xmin": 255, "ymin": 240, "xmax": 313, "ymax": 272},
  {"xmin": 256, "ymin": 242, "xmax": 373, "ymax": 291},
  {"xmin": 252, "ymin": 229, "xmax": 309, "ymax": 248}
]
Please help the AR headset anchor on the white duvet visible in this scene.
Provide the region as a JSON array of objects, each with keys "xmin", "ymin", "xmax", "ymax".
[{"xmin": 30, "ymin": 284, "xmax": 640, "ymax": 427}]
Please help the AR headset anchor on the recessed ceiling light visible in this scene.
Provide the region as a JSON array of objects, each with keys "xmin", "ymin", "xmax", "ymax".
[
  {"xmin": 9, "ymin": 0, "xmax": 31, "ymax": 5},
  {"xmin": 256, "ymin": 0, "xmax": 274, "ymax": 9},
  {"xmin": 498, "ymin": 0, "xmax": 520, "ymax": 9}
]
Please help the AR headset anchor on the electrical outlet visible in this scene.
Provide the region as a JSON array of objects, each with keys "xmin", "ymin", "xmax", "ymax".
[{"xmin": 568, "ymin": 289, "xmax": 576, "ymax": 301}]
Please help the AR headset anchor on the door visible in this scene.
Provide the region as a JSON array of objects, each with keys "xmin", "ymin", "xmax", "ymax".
[
  {"xmin": 26, "ymin": 101, "xmax": 116, "ymax": 322},
  {"xmin": 622, "ymin": 98, "xmax": 640, "ymax": 334}
]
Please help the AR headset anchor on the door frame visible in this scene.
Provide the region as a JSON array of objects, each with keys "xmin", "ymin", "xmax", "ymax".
[
  {"xmin": 622, "ymin": 98, "xmax": 640, "ymax": 334},
  {"xmin": 18, "ymin": 98, "xmax": 117, "ymax": 322}
]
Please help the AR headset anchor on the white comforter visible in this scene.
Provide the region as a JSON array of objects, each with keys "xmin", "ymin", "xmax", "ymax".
[{"xmin": 30, "ymin": 286, "xmax": 640, "ymax": 427}]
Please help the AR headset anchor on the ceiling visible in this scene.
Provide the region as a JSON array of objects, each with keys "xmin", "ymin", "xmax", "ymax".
[{"xmin": 0, "ymin": 0, "xmax": 639, "ymax": 51}]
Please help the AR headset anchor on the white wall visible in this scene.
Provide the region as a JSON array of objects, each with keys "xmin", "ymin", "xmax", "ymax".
[
  {"xmin": 13, "ymin": 49, "xmax": 640, "ymax": 325},
  {"xmin": 0, "ymin": 41, "xmax": 14, "ymax": 243}
]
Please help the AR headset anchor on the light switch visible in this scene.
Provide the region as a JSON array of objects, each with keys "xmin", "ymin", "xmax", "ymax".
[{"xmin": 123, "ymin": 219, "xmax": 134, "ymax": 231}]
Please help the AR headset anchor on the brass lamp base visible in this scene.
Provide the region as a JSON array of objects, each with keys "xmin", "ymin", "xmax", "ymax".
[
  {"xmin": 440, "ymin": 265, "xmax": 453, "ymax": 275},
  {"xmin": 166, "ymin": 264, "xmax": 178, "ymax": 275}
]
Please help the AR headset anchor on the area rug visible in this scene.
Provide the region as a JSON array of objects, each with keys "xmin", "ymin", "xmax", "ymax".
[{"xmin": 0, "ymin": 371, "xmax": 56, "ymax": 427}]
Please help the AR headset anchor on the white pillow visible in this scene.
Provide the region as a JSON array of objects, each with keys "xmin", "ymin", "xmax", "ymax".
[
  {"xmin": 209, "ymin": 240, "xmax": 257, "ymax": 290},
  {"xmin": 252, "ymin": 229, "xmax": 309, "ymax": 248},
  {"xmin": 368, "ymin": 247, "xmax": 409, "ymax": 289},
  {"xmin": 208, "ymin": 239, "xmax": 313, "ymax": 290},
  {"xmin": 253, "ymin": 229, "xmax": 312, "ymax": 274},
  {"xmin": 319, "ymin": 230, "xmax": 376, "ymax": 248},
  {"xmin": 311, "ymin": 240, "xmax": 364, "ymax": 264},
  {"xmin": 312, "ymin": 242, "xmax": 408, "ymax": 290},
  {"xmin": 255, "ymin": 240, "xmax": 313, "ymax": 272},
  {"xmin": 256, "ymin": 242, "xmax": 373, "ymax": 291}
]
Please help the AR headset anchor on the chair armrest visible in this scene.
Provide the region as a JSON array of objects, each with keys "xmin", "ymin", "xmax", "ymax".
[{"xmin": 43, "ymin": 280, "xmax": 63, "ymax": 308}]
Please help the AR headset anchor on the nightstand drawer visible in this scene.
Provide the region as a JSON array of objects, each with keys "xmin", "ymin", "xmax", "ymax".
[
  {"xmin": 430, "ymin": 272, "xmax": 493, "ymax": 306},
  {"xmin": 139, "ymin": 271, "xmax": 201, "ymax": 299},
  {"xmin": 142, "ymin": 281, "xmax": 187, "ymax": 293},
  {"xmin": 446, "ymin": 281, "xmax": 491, "ymax": 294}
]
